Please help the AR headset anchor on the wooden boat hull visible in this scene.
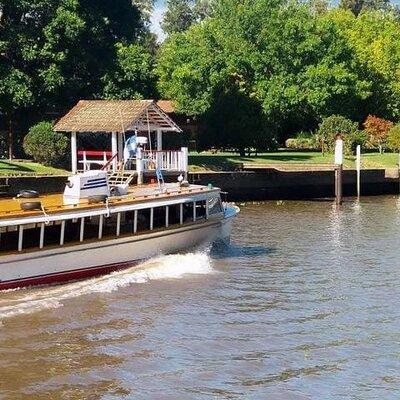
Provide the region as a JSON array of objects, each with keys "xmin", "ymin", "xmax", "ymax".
[{"xmin": 0, "ymin": 210, "xmax": 236, "ymax": 291}]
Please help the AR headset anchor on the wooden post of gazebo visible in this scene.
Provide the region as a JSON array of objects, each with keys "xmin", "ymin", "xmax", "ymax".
[
  {"xmin": 71, "ymin": 131, "xmax": 77, "ymax": 174},
  {"xmin": 156, "ymin": 129, "xmax": 162, "ymax": 151},
  {"xmin": 111, "ymin": 132, "xmax": 118, "ymax": 171}
]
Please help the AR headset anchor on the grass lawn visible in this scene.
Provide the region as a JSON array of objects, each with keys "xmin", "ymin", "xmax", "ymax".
[
  {"xmin": 189, "ymin": 151, "xmax": 400, "ymax": 171},
  {"xmin": 0, "ymin": 160, "xmax": 68, "ymax": 176}
]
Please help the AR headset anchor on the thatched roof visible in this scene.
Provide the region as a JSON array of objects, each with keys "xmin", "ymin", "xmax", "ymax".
[{"xmin": 54, "ymin": 100, "xmax": 182, "ymax": 133}]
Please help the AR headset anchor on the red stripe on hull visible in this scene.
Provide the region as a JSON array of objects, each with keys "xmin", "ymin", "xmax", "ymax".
[{"xmin": 0, "ymin": 261, "xmax": 139, "ymax": 291}]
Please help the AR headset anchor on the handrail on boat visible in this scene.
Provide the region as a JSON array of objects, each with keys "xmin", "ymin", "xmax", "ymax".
[{"xmin": 101, "ymin": 153, "xmax": 118, "ymax": 171}]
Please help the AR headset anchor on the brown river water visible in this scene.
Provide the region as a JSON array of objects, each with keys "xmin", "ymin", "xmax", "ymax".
[{"xmin": 1, "ymin": 197, "xmax": 400, "ymax": 399}]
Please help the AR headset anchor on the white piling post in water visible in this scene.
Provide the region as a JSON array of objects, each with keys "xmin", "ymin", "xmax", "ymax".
[
  {"xmin": 334, "ymin": 134, "xmax": 344, "ymax": 205},
  {"xmin": 398, "ymin": 152, "xmax": 400, "ymax": 195},
  {"xmin": 356, "ymin": 145, "xmax": 361, "ymax": 199}
]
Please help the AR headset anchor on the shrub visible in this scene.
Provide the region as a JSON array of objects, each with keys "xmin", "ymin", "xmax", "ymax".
[
  {"xmin": 317, "ymin": 115, "xmax": 359, "ymax": 154},
  {"xmin": 388, "ymin": 124, "xmax": 400, "ymax": 152},
  {"xmin": 285, "ymin": 137, "xmax": 319, "ymax": 150},
  {"xmin": 363, "ymin": 115, "xmax": 393, "ymax": 153},
  {"xmin": 23, "ymin": 121, "xmax": 68, "ymax": 166},
  {"xmin": 349, "ymin": 130, "xmax": 368, "ymax": 154}
]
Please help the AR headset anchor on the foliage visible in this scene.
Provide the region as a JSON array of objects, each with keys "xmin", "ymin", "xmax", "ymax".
[
  {"xmin": 317, "ymin": 115, "xmax": 359, "ymax": 153},
  {"xmin": 157, "ymin": 1, "xmax": 371, "ymax": 151},
  {"xmin": 348, "ymin": 129, "xmax": 368, "ymax": 153},
  {"xmin": 199, "ymin": 82, "xmax": 275, "ymax": 155},
  {"xmin": 132, "ymin": 0, "xmax": 155, "ymax": 24},
  {"xmin": 23, "ymin": 122, "xmax": 68, "ymax": 166},
  {"xmin": 286, "ymin": 131, "xmax": 320, "ymax": 150},
  {"xmin": 387, "ymin": 124, "xmax": 400, "ymax": 152},
  {"xmin": 161, "ymin": 0, "xmax": 195, "ymax": 35},
  {"xmin": 193, "ymin": 0, "xmax": 214, "ymax": 20},
  {"xmin": 363, "ymin": 114, "xmax": 393, "ymax": 153},
  {"xmin": 102, "ymin": 43, "xmax": 156, "ymax": 99},
  {"xmin": 329, "ymin": 10, "xmax": 400, "ymax": 120},
  {"xmin": 339, "ymin": 0, "xmax": 390, "ymax": 16},
  {"xmin": 0, "ymin": 0, "xmax": 151, "ymax": 158},
  {"xmin": 285, "ymin": 137, "xmax": 320, "ymax": 151},
  {"xmin": 161, "ymin": 0, "xmax": 214, "ymax": 35}
]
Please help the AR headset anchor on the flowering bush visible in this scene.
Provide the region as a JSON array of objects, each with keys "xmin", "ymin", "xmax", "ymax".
[{"xmin": 363, "ymin": 115, "xmax": 393, "ymax": 153}]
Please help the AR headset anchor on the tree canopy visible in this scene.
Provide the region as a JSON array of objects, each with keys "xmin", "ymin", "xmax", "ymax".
[
  {"xmin": 0, "ymin": 0, "xmax": 151, "ymax": 156},
  {"xmin": 157, "ymin": 0, "xmax": 400, "ymax": 150},
  {"xmin": 2, "ymin": 0, "xmax": 400, "ymax": 157}
]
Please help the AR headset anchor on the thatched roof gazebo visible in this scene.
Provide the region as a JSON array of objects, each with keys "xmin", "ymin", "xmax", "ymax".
[{"xmin": 54, "ymin": 100, "xmax": 182, "ymax": 173}]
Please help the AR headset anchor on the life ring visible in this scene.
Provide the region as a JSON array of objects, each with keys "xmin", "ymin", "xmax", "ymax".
[
  {"xmin": 88, "ymin": 195, "xmax": 108, "ymax": 204},
  {"xmin": 18, "ymin": 189, "xmax": 39, "ymax": 198},
  {"xmin": 20, "ymin": 201, "xmax": 42, "ymax": 211}
]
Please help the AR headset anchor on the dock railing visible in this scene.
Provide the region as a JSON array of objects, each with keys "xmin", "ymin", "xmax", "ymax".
[{"xmin": 142, "ymin": 148, "xmax": 188, "ymax": 173}]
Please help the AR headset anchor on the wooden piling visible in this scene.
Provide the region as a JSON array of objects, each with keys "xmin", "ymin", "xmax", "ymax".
[{"xmin": 335, "ymin": 164, "xmax": 343, "ymax": 205}]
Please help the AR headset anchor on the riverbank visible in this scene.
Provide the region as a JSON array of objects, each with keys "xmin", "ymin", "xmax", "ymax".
[
  {"xmin": 1, "ymin": 167, "xmax": 397, "ymax": 202},
  {"xmin": 189, "ymin": 168, "xmax": 399, "ymax": 201},
  {"xmin": 188, "ymin": 151, "xmax": 400, "ymax": 171}
]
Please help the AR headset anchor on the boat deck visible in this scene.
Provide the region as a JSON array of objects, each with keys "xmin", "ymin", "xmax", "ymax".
[{"xmin": 0, "ymin": 183, "xmax": 216, "ymax": 221}]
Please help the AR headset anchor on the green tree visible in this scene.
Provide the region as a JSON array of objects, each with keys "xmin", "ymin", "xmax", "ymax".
[
  {"xmin": 161, "ymin": 0, "xmax": 195, "ymax": 35},
  {"xmin": 339, "ymin": 0, "xmax": 390, "ymax": 16},
  {"xmin": 157, "ymin": 1, "xmax": 369, "ymax": 149},
  {"xmin": 200, "ymin": 82, "xmax": 274, "ymax": 155},
  {"xmin": 132, "ymin": 0, "xmax": 155, "ymax": 24},
  {"xmin": 0, "ymin": 0, "xmax": 147, "ymax": 158},
  {"xmin": 102, "ymin": 43, "xmax": 156, "ymax": 99},
  {"xmin": 193, "ymin": 0, "xmax": 214, "ymax": 20},
  {"xmin": 387, "ymin": 124, "xmax": 400, "ymax": 152},
  {"xmin": 328, "ymin": 9, "xmax": 400, "ymax": 120},
  {"xmin": 317, "ymin": 115, "xmax": 359, "ymax": 154},
  {"xmin": 23, "ymin": 121, "xmax": 68, "ymax": 166}
]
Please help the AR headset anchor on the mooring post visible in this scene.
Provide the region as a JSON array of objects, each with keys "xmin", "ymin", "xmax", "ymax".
[
  {"xmin": 334, "ymin": 134, "xmax": 343, "ymax": 205},
  {"xmin": 356, "ymin": 144, "xmax": 361, "ymax": 199},
  {"xmin": 398, "ymin": 151, "xmax": 400, "ymax": 195}
]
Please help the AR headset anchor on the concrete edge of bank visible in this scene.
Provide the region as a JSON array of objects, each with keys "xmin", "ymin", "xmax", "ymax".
[
  {"xmin": 188, "ymin": 168, "xmax": 400, "ymax": 201},
  {"xmin": 0, "ymin": 168, "xmax": 398, "ymax": 201}
]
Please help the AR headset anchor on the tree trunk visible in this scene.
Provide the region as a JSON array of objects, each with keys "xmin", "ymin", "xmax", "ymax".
[
  {"xmin": 8, "ymin": 117, "xmax": 13, "ymax": 161},
  {"xmin": 239, "ymin": 147, "xmax": 245, "ymax": 157}
]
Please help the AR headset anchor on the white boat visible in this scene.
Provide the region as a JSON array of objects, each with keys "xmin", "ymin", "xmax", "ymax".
[{"xmin": 0, "ymin": 171, "xmax": 239, "ymax": 290}]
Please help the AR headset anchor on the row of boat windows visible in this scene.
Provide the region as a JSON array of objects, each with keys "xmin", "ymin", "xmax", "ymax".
[{"xmin": 1, "ymin": 198, "xmax": 223, "ymax": 253}]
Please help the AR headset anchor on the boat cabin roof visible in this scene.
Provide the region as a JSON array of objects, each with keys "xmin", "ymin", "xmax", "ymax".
[{"xmin": 0, "ymin": 183, "xmax": 219, "ymax": 227}]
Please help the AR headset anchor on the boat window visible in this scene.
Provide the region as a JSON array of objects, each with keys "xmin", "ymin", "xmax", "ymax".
[
  {"xmin": 18, "ymin": 224, "xmax": 41, "ymax": 250},
  {"xmin": 182, "ymin": 202, "xmax": 194, "ymax": 223},
  {"xmin": 152, "ymin": 206, "xmax": 166, "ymax": 229},
  {"xmin": 120, "ymin": 210, "xmax": 137, "ymax": 235},
  {"xmin": 103, "ymin": 212, "xmax": 119, "ymax": 237},
  {"xmin": 0, "ymin": 228, "xmax": 18, "ymax": 252},
  {"xmin": 83, "ymin": 215, "xmax": 102, "ymax": 241},
  {"xmin": 136, "ymin": 208, "xmax": 150, "ymax": 232},
  {"xmin": 42, "ymin": 222, "xmax": 62, "ymax": 247},
  {"xmin": 168, "ymin": 204, "xmax": 181, "ymax": 226},
  {"xmin": 208, "ymin": 196, "xmax": 223, "ymax": 215},
  {"xmin": 196, "ymin": 200, "xmax": 207, "ymax": 220},
  {"xmin": 63, "ymin": 219, "xmax": 80, "ymax": 244}
]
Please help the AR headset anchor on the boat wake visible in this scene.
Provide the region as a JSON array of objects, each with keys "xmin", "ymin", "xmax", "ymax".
[{"xmin": 0, "ymin": 251, "xmax": 213, "ymax": 323}]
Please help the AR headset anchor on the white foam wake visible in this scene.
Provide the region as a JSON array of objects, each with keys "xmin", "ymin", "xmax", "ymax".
[{"xmin": 0, "ymin": 251, "xmax": 213, "ymax": 322}]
